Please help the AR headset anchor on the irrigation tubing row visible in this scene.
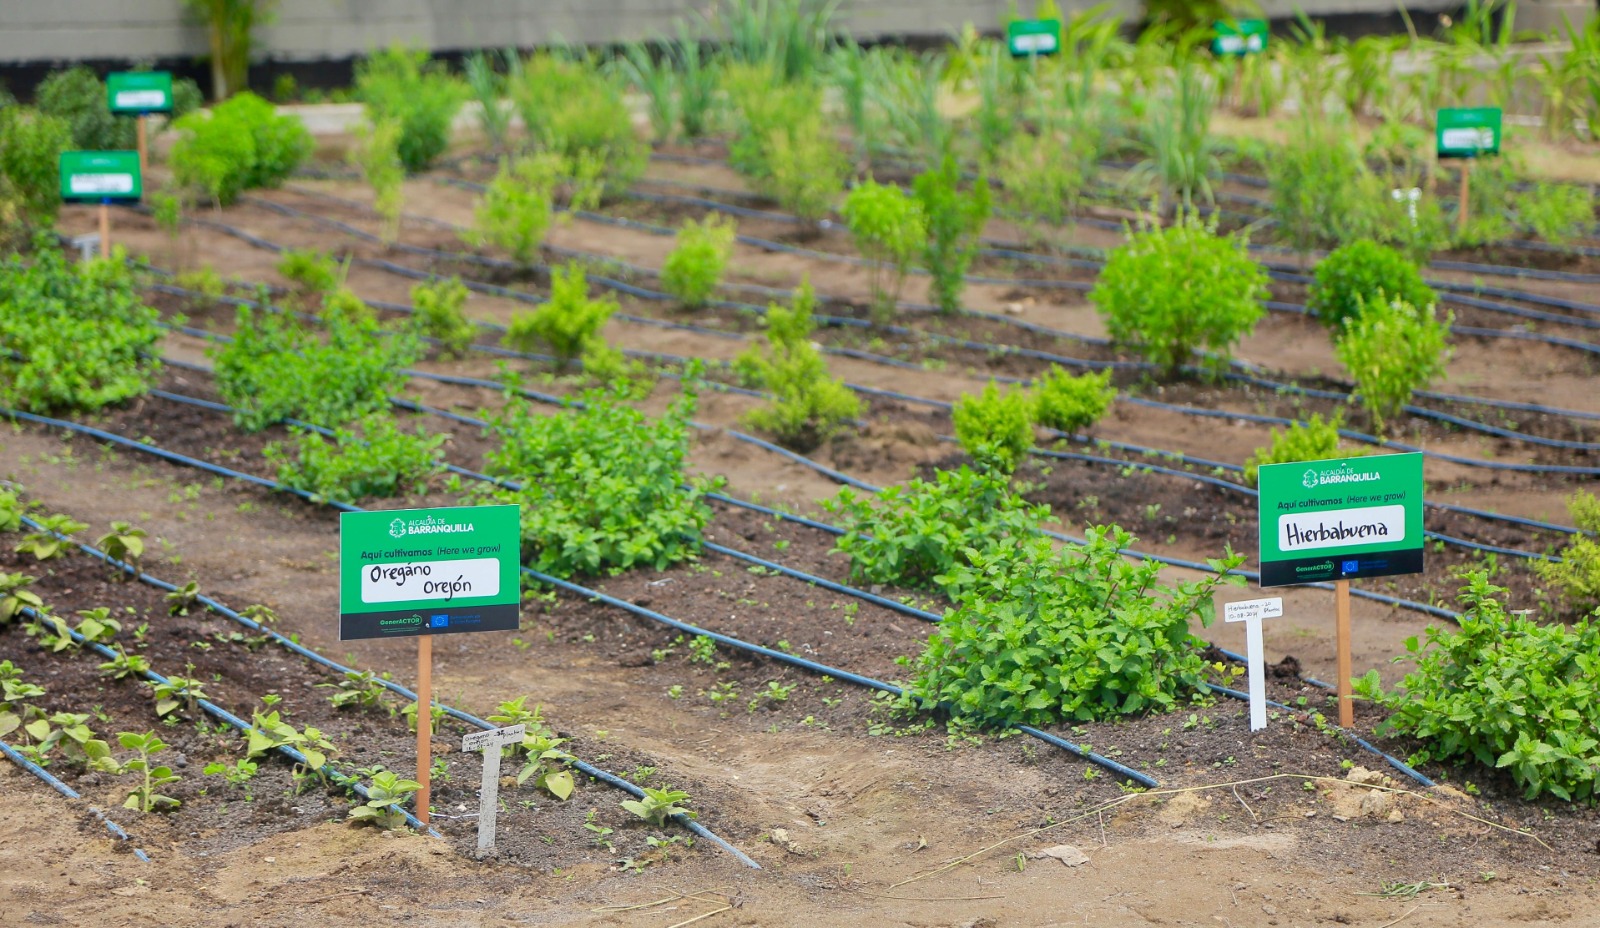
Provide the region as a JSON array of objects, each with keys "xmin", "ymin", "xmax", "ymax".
[{"xmin": 0, "ymin": 737, "xmax": 152, "ymax": 861}]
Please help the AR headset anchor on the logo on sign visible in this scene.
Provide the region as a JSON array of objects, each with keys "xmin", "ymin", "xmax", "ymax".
[
  {"xmin": 1302, "ymin": 462, "xmax": 1381, "ymax": 489},
  {"xmin": 1342, "ymin": 560, "xmax": 1359, "ymax": 573},
  {"xmin": 430, "ymin": 614, "xmax": 449, "ymax": 628},
  {"xmin": 389, "ymin": 517, "xmax": 407, "ymax": 539}
]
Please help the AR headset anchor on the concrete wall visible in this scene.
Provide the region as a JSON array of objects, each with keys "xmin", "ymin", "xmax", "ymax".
[{"xmin": 0, "ymin": 0, "xmax": 1482, "ymax": 65}]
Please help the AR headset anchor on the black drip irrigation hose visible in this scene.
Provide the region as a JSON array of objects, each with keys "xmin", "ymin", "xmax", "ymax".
[{"xmin": 0, "ymin": 737, "xmax": 152, "ymax": 861}]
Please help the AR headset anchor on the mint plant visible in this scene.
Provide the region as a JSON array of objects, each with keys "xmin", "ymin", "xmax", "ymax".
[
  {"xmin": 503, "ymin": 263, "xmax": 617, "ymax": 371},
  {"xmin": 1335, "ymin": 297, "xmax": 1453, "ymax": 436},
  {"xmin": 410, "ymin": 277, "xmax": 476, "ymax": 358},
  {"xmin": 37, "ymin": 712, "xmax": 114, "ymax": 771},
  {"xmin": 909, "ymin": 528, "xmax": 1244, "ymax": 726},
  {"xmin": 355, "ymin": 45, "xmax": 467, "ymax": 173},
  {"xmin": 952, "ymin": 381, "xmax": 1034, "ymax": 475},
  {"xmin": 842, "ymin": 179, "xmax": 925, "ymax": 317},
  {"xmin": 1090, "ymin": 213, "xmax": 1268, "ymax": 378},
  {"xmin": 1243, "ymin": 413, "xmax": 1367, "ymax": 486},
  {"xmin": 265, "ymin": 415, "xmax": 446, "ymax": 504},
  {"xmin": 733, "ymin": 281, "xmax": 860, "ymax": 452},
  {"xmin": 660, "ymin": 215, "xmax": 737, "ymax": 310},
  {"xmin": 1307, "ymin": 239, "xmax": 1436, "ymax": 333},
  {"xmin": 203, "ymin": 758, "xmax": 259, "ymax": 795},
  {"xmin": 913, "ymin": 154, "xmax": 992, "ymax": 315},
  {"xmin": 1031, "ymin": 367, "xmax": 1115, "ymax": 435},
  {"xmin": 1532, "ymin": 491, "xmax": 1600, "ymax": 616},
  {"xmin": 1356, "ymin": 571, "xmax": 1600, "ymax": 802},
  {"xmin": 823, "ymin": 466, "xmax": 1049, "ymax": 596}
]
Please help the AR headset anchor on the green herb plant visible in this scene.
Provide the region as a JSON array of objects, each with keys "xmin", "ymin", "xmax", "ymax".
[
  {"xmin": 96, "ymin": 521, "xmax": 147, "ymax": 573},
  {"xmin": 1335, "ymin": 297, "xmax": 1453, "ymax": 436},
  {"xmin": 620, "ymin": 787, "xmax": 695, "ymax": 826},
  {"xmin": 114, "ymin": 731, "xmax": 183, "ymax": 812},
  {"xmin": 513, "ymin": 54, "xmax": 647, "ymax": 194},
  {"xmin": 265, "ymin": 415, "xmax": 446, "ymax": 504},
  {"xmin": 1307, "ymin": 239, "xmax": 1436, "ymax": 332},
  {"xmin": 466, "ymin": 154, "xmax": 562, "ymax": 265},
  {"xmin": 410, "ymin": 277, "xmax": 476, "ymax": 357},
  {"xmin": 660, "ymin": 215, "xmax": 737, "ymax": 310},
  {"xmin": 1532, "ymin": 490, "xmax": 1600, "ymax": 616},
  {"xmin": 913, "ymin": 154, "xmax": 992, "ymax": 315},
  {"xmin": 168, "ymin": 92, "xmax": 311, "ymax": 205},
  {"xmin": 1031, "ymin": 367, "xmax": 1116, "ymax": 435},
  {"xmin": 0, "ymin": 107, "xmax": 71, "ymax": 234},
  {"xmin": 347, "ymin": 770, "xmax": 423, "ymax": 829},
  {"xmin": 733, "ymin": 281, "xmax": 860, "ymax": 452},
  {"xmin": 355, "ymin": 45, "xmax": 468, "ymax": 173},
  {"xmin": 503, "ymin": 264, "xmax": 618, "ymax": 372},
  {"xmin": 15, "ymin": 514, "xmax": 87, "ymax": 562},
  {"xmin": 952, "ymin": 381, "xmax": 1034, "ymax": 475},
  {"xmin": 1243, "ymin": 413, "xmax": 1367, "ymax": 486},
  {"xmin": 318, "ymin": 670, "xmax": 392, "ymax": 713},
  {"xmin": 151, "ymin": 676, "xmax": 210, "ymax": 719},
  {"xmin": 350, "ymin": 117, "xmax": 406, "ymax": 243},
  {"xmin": 841, "ymin": 179, "xmax": 925, "ymax": 318}
]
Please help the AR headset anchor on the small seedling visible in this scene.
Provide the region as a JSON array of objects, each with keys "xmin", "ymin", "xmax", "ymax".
[
  {"xmin": 620, "ymin": 787, "xmax": 694, "ymax": 827},
  {"xmin": 115, "ymin": 731, "xmax": 182, "ymax": 813},
  {"xmin": 347, "ymin": 770, "xmax": 422, "ymax": 830}
]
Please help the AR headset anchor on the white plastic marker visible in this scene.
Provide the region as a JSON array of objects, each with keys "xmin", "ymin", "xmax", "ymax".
[
  {"xmin": 1223, "ymin": 597, "xmax": 1284, "ymax": 732},
  {"xmin": 461, "ymin": 723, "xmax": 525, "ymax": 856}
]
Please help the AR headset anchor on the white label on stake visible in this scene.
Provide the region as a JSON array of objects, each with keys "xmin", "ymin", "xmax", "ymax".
[
  {"xmin": 1224, "ymin": 598, "xmax": 1284, "ymax": 622},
  {"xmin": 1223, "ymin": 597, "xmax": 1284, "ymax": 733},
  {"xmin": 1441, "ymin": 127, "xmax": 1494, "ymax": 151},
  {"xmin": 114, "ymin": 89, "xmax": 166, "ymax": 109},
  {"xmin": 1278, "ymin": 505, "xmax": 1405, "ymax": 553},
  {"xmin": 68, "ymin": 173, "xmax": 134, "ymax": 195},
  {"xmin": 1012, "ymin": 33, "xmax": 1058, "ymax": 53},
  {"xmin": 360, "ymin": 557, "xmax": 499, "ymax": 604},
  {"xmin": 461, "ymin": 724, "xmax": 525, "ymax": 753},
  {"xmin": 1216, "ymin": 34, "xmax": 1245, "ymax": 53},
  {"xmin": 462, "ymin": 724, "xmax": 525, "ymax": 857}
]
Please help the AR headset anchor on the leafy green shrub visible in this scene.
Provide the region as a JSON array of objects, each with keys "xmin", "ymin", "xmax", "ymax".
[
  {"xmin": 513, "ymin": 54, "xmax": 646, "ymax": 193},
  {"xmin": 1031, "ymin": 367, "xmax": 1115, "ymax": 435},
  {"xmin": 1090, "ymin": 213, "xmax": 1268, "ymax": 377},
  {"xmin": 909, "ymin": 528, "xmax": 1243, "ymax": 725},
  {"xmin": 0, "ymin": 108, "xmax": 71, "ymax": 230},
  {"xmin": 169, "ymin": 92, "xmax": 312, "ymax": 205},
  {"xmin": 503, "ymin": 264, "xmax": 617, "ymax": 371},
  {"xmin": 1357, "ymin": 571, "xmax": 1600, "ymax": 802},
  {"xmin": 822, "ymin": 466, "xmax": 1048, "ymax": 596},
  {"xmin": 1242, "ymin": 413, "xmax": 1367, "ymax": 486},
  {"xmin": 733, "ymin": 281, "xmax": 860, "ymax": 451},
  {"xmin": 1307, "ymin": 239, "xmax": 1436, "ymax": 333},
  {"xmin": 723, "ymin": 67, "xmax": 844, "ymax": 223},
  {"xmin": 211, "ymin": 307, "xmax": 417, "ymax": 431},
  {"xmin": 466, "ymin": 155, "xmax": 561, "ymax": 265},
  {"xmin": 34, "ymin": 67, "xmax": 134, "ymax": 151},
  {"xmin": 841, "ymin": 179, "xmax": 925, "ymax": 316},
  {"xmin": 0, "ymin": 248, "xmax": 162, "ymax": 413},
  {"xmin": 952, "ymin": 381, "xmax": 1034, "ymax": 475},
  {"xmin": 913, "ymin": 155, "xmax": 992, "ymax": 315},
  {"xmin": 660, "ymin": 215, "xmax": 736, "ymax": 309},
  {"xmin": 1268, "ymin": 119, "xmax": 1364, "ymax": 256},
  {"xmin": 1532, "ymin": 491, "xmax": 1600, "ymax": 616},
  {"xmin": 479, "ymin": 387, "xmax": 721, "ymax": 578},
  {"xmin": 277, "ymin": 249, "xmax": 343, "ymax": 293},
  {"xmin": 1515, "ymin": 182, "xmax": 1594, "ymax": 247},
  {"xmin": 320, "ymin": 288, "xmax": 376, "ymax": 326},
  {"xmin": 355, "ymin": 46, "xmax": 467, "ymax": 173},
  {"xmin": 1335, "ymin": 297, "xmax": 1452, "ymax": 436},
  {"xmin": 350, "ymin": 118, "xmax": 405, "ymax": 243},
  {"xmin": 265, "ymin": 415, "xmax": 445, "ymax": 504},
  {"xmin": 410, "ymin": 277, "xmax": 475, "ymax": 357}
]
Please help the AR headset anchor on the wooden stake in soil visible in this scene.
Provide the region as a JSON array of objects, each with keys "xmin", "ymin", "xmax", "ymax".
[
  {"xmin": 98, "ymin": 201, "xmax": 110, "ymax": 258},
  {"xmin": 135, "ymin": 115, "xmax": 148, "ymax": 180},
  {"xmin": 1335, "ymin": 579, "xmax": 1353, "ymax": 727},
  {"xmin": 1457, "ymin": 160, "xmax": 1471, "ymax": 235},
  {"xmin": 416, "ymin": 634, "xmax": 432, "ymax": 826}
]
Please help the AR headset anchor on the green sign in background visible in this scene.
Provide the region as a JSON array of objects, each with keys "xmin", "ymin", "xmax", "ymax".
[
  {"xmin": 1257, "ymin": 453, "xmax": 1424, "ymax": 588},
  {"xmin": 339, "ymin": 504, "xmax": 521, "ymax": 641},
  {"xmin": 59, "ymin": 150, "xmax": 142, "ymax": 203},
  {"xmin": 1212, "ymin": 19, "xmax": 1268, "ymax": 56},
  {"xmin": 1007, "ymin": 18, "xmax": 1062, "ymax": 57},
  {"xmin": 107, "ymin": 72, "xmax": 174, "ymax": 114},
  {"xmin": 1437, "ymin": 107, "xmax": 1502, "ymax": 158}
]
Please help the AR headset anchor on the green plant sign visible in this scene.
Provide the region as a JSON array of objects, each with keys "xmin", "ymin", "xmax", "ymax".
[
  {"xmin": 1436, "ymin": 107, "xmax": 1502, "ymax": 158},
  {"xmin": 338, "ymin": 504, "xmax": 521, "ymax": 640},
  {"xmin": 1007, "ymin": 18, "xmax": 1062, "ymax": 57},
  {"xmin": 1256, "ymin": 453, "xmax": 1424, "ymax": 587},
  {"xmin": 1212, "ymin": 19, "xmax": 1268, "ymax": 56},
  {"xmin": 106, "ymin": 72, "xmax": 174, "ymax": 114},
  {"xmin": 58, "ymin": 150, "xmax": 142, "ymax": 203}
]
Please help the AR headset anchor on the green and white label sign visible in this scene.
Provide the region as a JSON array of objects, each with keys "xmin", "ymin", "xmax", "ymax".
[
  {"xmin": 1213, "ymin": 19, "xmax": 1268, "ymax": 55},
  {"xmin": 1007, "ymin": 18, "xmax": 1062, "ymax": 56},
  {"xmin": 1436, "ymin": 107, "xmax": 1501, "ymax": 158},
  {"xmin": 339, "ymin": 504, "xmax": 521, "ymax": 640},
  {"xmin": 1256, "ymin": 453, "xmax": 1424, "ymax": 588},
  {"xmin": 107, "ymin": 72, "xmax": 174, "ymax": 114},
  {"xmin": 59, "ymin": 150, "xmax": 142, "ymax": 203}
]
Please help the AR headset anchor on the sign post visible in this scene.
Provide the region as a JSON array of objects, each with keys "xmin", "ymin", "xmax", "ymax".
[
  {"xmin": 339, "ymin": 504, "xmax": 522, "ymax": 826},
  {"xmin": 1257, "ymin": 454, "xmax": 1424, "ymax": 726},
  {"xmin": 60, "ymin": 151, "xmax": 142, "ymax": 256},
  {"xmin": 1007, "ymin": 18, "xmax": 1062, "ymax": 62},
  {"xmin": 1436, "ymin": 107, "xmax": 1501, "ymax": 236},
  {"xmin": 107, "ymin": 72, "xmax": 174, "ymax": 180},
  {"xmin": 1222, "ymin": 597, "xmax": 1283, "ymax": 732},
  {"xmin": 461, "ymin": 724, "xmax": 526, "ymax": 857}
]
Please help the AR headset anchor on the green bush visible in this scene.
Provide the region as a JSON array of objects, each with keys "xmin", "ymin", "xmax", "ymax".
[
  {"xmin": 466, "ymin": 155, "xmax": 561, "ymax": 265},
  {"xmin": 734, "ymin": 281, "xmax": 860, "ymax": 451},
  {"xmin": 1242, "ymin": 412, "xmax": 1366, "ymax": 486},
  {"xmin": 0, "ymin": 108, "xmax": 72, "ymax": 230},
  {"xmin": 1090, "ymin": 213, "xmax": 1268, "ymax": 377},
  {"xmin": 952, "ymin": 380, "xmax": 1033, "ymax": 475},
  {"xmin": 277, "ymin": 249, "xmax": 343, "ymax": 293},
  {"xmin": 355, "ymin": 46, "xmax": 467, "ymax": 173},
  {"xmin": 320, "ymin": 288, "xmax": 376, "ymax": 326},
  {"xmin": 211, "ymin": 307, "xmax": 417, "ymax": 431},
  {"xmin": 1307, "ymin": 239, "xmax": 1436, "ymax": 333},
  {"xmin": 169, "ymin": 92, "xmax": 312, "ymax": 205},
  {"xmin": 34, "ymin": 67, "xmax": 133, "ymax": 151},
  {"xmin": 913, "ymin": 154, "xmax": 992, "ymax": 315},
  {"xmin": 1356, "ymin": 571, "xmax": 1600, "ymax": 802},
  {"xmin": 821, "ymin": 466, "xmax": 1049, "ymax": 596},
  {"xmin": 908, "ymin": 527, "xmax": 1243, "ymax": 726},
  {"xmin": 410, "ymin": 277, "xmax": 476, "ymax": 358},
  {"xmin": 350, "ymin": 118, "xmax": 405, "ymax": 243},
  {"xmin": 513, "ymin": 54, "xmax": 646, "ymax": 194},
  {"xmin": 0, "ymin": 247, "xmax": 162, "ymax": 413},
  {"xmin": 660, "ymin": 215, "xmax": 736, "ymax": 309},
  {"xmin": 503, "ymin": 264, "xmax": 616, "ymax": 371},
  {"xmin": 1031, "ymin": 366, "xmax": 1115, "ymax": 435},
  {"xmin": 265, "ymin": 415, "xmax": 445, "ymax": 504},
  {"xmin": 1532, "ymin": 491, "xmax": 1600, "ymax": 616},
  {"xmin": 1515, "ymin": 182, "xmax": 1594, "ymax": 247},
  {"xmin": 723, "ymin": 66, "xmax": 844, "ymax": 223},
  {"xmin": 479, "ymin": 387, "xmax": 722, "ymax": 578},
  {"xmin": 841, "ymin": 179, "xmax": 925, "ymax": 316},
  {"xmin": 1334, "ymin": 297, "xmax": 1452, "ymax": 436}
]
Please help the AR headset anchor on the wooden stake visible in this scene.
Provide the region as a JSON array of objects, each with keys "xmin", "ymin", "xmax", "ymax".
[
  {"xmin": 98, "ymin": 202, "xmax": 110, "ymax": 258},
  {"xmin": 1335, "ymin": 579, "xmax": 1353, "ymax": 727},
  {"xmin": 415, "ymin": 634, "xmax": 433, "ymax": 826},
  {"xmin": 136, "ymin": 115, "xmax": 148, "ymax": 179},
  {"xmin": 1457, "ymin": 160, "xmax": 1471, "ymax": 235}
]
